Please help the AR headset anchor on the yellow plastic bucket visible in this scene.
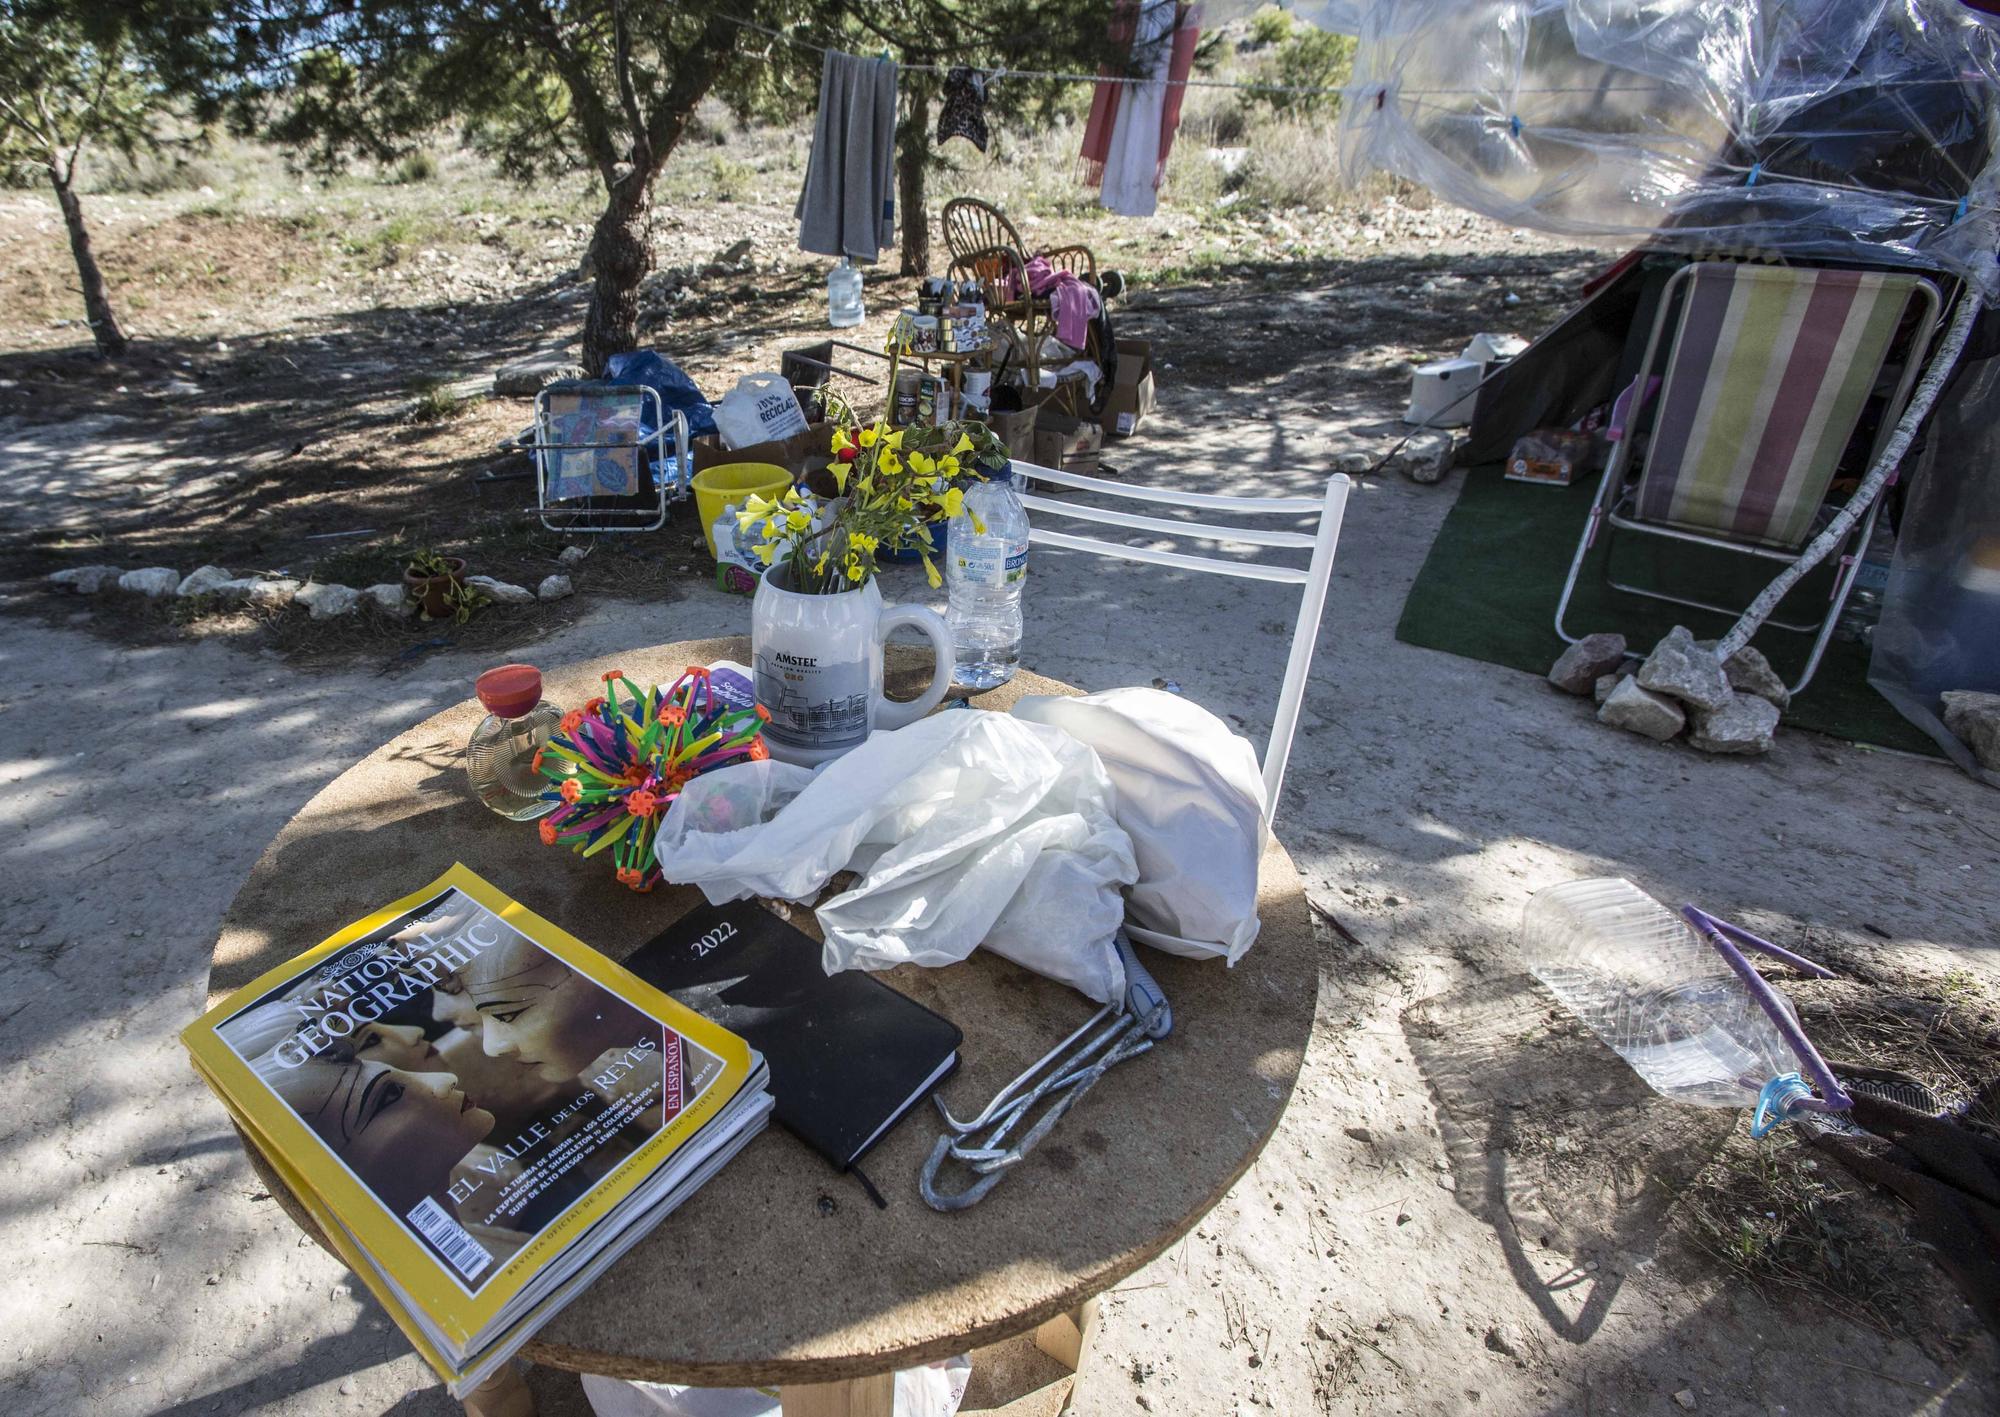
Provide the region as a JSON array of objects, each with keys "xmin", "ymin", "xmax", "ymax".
[{"xmin": 691, "ymin": 462, "xmax": 791, "ymax": 556}]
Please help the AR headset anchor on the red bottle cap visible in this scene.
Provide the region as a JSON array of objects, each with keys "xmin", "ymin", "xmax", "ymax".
[{"xmin": 476, "ymin": 664, "xmax": 543, "ymax": 719}]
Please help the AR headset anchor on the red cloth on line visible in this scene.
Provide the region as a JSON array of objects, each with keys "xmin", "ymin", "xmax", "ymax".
[{"xmin": 1079, "ymin": 1, "xmax": 1202, "ymax": 195}]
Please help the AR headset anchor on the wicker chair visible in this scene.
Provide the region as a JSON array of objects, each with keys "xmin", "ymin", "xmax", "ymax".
[{"xmin": 941, "ymin": 197, "xmax": 1101, "ymax": 388}]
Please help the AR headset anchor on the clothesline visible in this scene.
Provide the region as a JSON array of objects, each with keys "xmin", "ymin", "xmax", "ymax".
[{"xmin": 720, "ymin": 13, "xmax": 1996, "ymax": 103}]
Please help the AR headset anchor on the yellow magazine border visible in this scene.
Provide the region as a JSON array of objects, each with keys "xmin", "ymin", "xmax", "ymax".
[{"xmin": 183, "ymin": 863, "xmax": 754, "ymax": 1346}]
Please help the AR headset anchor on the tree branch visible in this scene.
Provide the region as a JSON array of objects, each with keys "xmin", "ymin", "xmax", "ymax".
[{"xmin": 610, "ymin": 0, "xmax": 649, "ymax": 171}]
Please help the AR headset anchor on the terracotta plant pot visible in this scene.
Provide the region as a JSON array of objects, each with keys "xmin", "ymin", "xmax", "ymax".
[{"xmin": 402, "ymin": 557, "xmax": 467, "ymax": 618}]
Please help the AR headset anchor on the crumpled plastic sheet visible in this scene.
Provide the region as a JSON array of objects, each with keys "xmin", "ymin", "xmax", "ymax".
[{"xmin": 1336, "ymin": 0, "xmax": 2000, "ymax": 294}]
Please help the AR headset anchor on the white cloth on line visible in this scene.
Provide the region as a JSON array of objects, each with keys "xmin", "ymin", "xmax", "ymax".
[{"xmin": 1099, "ymin": 0, "xmax": 1180, "ymax": 217}]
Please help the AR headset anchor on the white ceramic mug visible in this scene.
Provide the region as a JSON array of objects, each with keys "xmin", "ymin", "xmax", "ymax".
[{"xmin": 751, "ymin": 564, "xmax": 955, "ymax": 765}]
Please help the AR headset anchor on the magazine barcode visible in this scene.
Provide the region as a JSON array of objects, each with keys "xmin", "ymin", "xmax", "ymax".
[{"xmin": 407, "ymin": 1197, "xmax": 491, "ymax": 1281}]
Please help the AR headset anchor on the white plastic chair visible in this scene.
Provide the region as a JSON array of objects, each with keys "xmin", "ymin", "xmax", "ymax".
[{"xmin": 1011, "ymin": 464, "xmax": 1352, "ymax": 821}]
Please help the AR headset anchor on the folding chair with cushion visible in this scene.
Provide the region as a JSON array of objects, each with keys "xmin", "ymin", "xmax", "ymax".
[
  {"xmin": 1011, "ymin": 463, "xmax": 1352, "ymax": 820},
  {"xmin": 532, "ymin": 382, "xmax": 687, "ymax": 534},
  {"xmin": 1555, "ymin": 261, "xmax": 1942, "ymax": 694},
  {"xmin": 941, "ymin": 197, "xmax": 1102, "ymax": 388}
]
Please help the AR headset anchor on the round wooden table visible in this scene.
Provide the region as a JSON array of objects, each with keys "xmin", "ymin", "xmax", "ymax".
[{"xmin": 208, "ymin": 637, "xmax": 1318, "ymax": 1416}]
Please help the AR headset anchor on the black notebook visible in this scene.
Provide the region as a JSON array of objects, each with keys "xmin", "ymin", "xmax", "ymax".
[{"xmin": 622, "ymin": 900, "xmax": 961, "ymax": 1171}]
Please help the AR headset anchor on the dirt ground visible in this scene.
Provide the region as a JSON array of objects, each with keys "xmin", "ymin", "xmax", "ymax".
[{"xmin": 2, "ymin": 145, "xmax": 1998, "ymax": 1417}]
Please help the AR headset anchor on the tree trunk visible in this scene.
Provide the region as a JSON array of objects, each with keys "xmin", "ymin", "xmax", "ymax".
[
  {"xmin": 581, "ymin": 176, "xmax": 652, "ymax": 376},
  {"xmin": 50, "ymin": 164, "xmax": 127, "ymax": 358},
  {"xmin": 897, "ymin": 81, "xmax": 932, "ymax": 278}
]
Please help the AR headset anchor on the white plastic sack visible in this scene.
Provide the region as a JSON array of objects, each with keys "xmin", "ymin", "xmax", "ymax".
[
  {"xmin": 655, "ymin": 711, "xmax": 1138, "ymax": 1004},
  {"xmin": 714, "ymin": 372, "xmax": 810, "ymax": 451},
  {"xmin": 582, "ymin": 1355, "xmax": 970, "ymax": 1417},
  {"xmin": 1012, "ymin": 688, "xmax": 1267, "ymax": 964}
]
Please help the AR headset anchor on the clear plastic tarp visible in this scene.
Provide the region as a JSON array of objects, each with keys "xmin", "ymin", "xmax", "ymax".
[
  {"xmin": 1869, "ymin": 314, "xmax": 2000, "ymax": 783},
  {"xmin": 1337, "ymin": 0, "xmax": 2000, "ymax": 294}
]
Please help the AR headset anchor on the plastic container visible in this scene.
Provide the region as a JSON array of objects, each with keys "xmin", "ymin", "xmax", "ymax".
[
  {"xmin": 1521, "ymin": 878, "xmax": 1799, "ymax": 1110},
  {"xmin": 692, "ymin": 462, "xmax": 791, "ymax": 557},
  {"xmin": 714, "ymin": 373, "xmax": 810, "ymax": 452},
  {"xmin": 945, "ymin": 465, "xmax": 1030, "ymax": 691},
  {"xmin": 466, "ymin": 664, "xmax": 564, "ymax": 821},
  {"xmin": 827, "ymin": 258, "xmax": 863, "ymax": 329}
]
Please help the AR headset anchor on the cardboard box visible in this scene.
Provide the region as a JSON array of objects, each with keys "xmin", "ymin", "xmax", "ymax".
[
  {"xmin": 692, "ymin": 420, "xmax": 831, "ymax": 477},
  {"xmin": 987, "ymin": 388, "xmax": 1054, "ymax": 462},
  {"xmin": 1032, "ymin": 410, "xmax": 1103, "ymax": 477},
  {"xmin": 1101, "ymin": 338, "xmax": 1157, "ymax": 439}
]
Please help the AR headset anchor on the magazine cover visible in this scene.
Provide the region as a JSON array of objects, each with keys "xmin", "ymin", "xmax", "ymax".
[{"xmin": 185, "ymin": 864, "xmax": 754, "ymax": 1343}]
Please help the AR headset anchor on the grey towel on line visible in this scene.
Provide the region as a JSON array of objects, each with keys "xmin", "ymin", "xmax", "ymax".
[{"xmin": 796, "ymin": 50, "xmax": 899, "ymax": 262}]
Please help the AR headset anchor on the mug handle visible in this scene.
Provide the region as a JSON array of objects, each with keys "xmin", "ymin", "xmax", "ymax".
[{"xmin": 874, "ymin": 603, "xmax": 956, "ymax": 730}]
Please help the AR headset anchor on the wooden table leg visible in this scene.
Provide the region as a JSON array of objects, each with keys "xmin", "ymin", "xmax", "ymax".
[
  {"xmin": 463, "ymin": 1362, "xmax": 537, "ymax": 1417},
  {"xmin": 1032, "ymin": 1296, "xmax": 1099, "ymax": 1373},
  {"xmin": 779, "ymin": 1372, "xmax": 896, "ymax": 1417}
]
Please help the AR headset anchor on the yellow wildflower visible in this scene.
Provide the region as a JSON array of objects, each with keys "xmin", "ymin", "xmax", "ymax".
[
  {"xmin": 831, "ymin": 427, "xmax": 853, "ymax": 454},
  {"xmin": 878, "ymin": 448, "xmax": 903, "ymax": 476},
  {"xmin": 908, "ymin": 451, "xmax": 936, "ymax": 477},
  {"xmin": 938, "ymin": 454, "xmax": 960, "ymax": 478},
  {"xmin": 951, "ymin": 433, "xmax": 973, "ymax": 455},
  {"xmin": 754, "ymin": 542, "xmax": 777, "ymax": 565},
  {"xmin": 939, "ymin": 486, "xmax": 966, "ymax": 518},
  {"xmin": 921, "ymin": 551, "xmax": 942, "ymax": 590}
]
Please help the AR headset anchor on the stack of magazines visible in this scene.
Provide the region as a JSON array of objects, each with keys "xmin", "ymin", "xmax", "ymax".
[{"xmin": 183, "ymin": 864, "xmax": 772, "ymax": 1394}]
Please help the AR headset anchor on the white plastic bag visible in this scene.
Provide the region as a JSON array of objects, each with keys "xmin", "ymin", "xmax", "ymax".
[
  {"xmin": 655, "ymin": 711, "xmax": 1138, "ymax": 1004},
  {"xmin": 714, "ymin": 372, "xmax": 810, "ymax": 451},
  {"xmin": 1012, "ymin": 688, "xmax": 1267, "ymax": 964},
  {"xmin": 582, "ymin": 1354, "xmax": 970, "ymax": 1417}
]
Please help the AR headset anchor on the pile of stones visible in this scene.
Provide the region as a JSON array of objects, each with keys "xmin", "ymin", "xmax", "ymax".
[
  {"xmin": 46, "ymin": 563, "xmax": 574, "ymax": 619},
  {"xmin": 1549, "ymin": 626, "xmax": 1789, "ymax": 755}
]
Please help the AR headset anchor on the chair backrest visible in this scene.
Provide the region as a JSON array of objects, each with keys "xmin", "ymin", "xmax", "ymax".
[
  {"xmin": 1011, "ymin": 464, "xmax": 1352, "ymax": 822},
  {"xmin": 942, "ymin": 197, "xmax": 1033, "ymax": 298},
  {"xmin": 1632, "ymin": 262, "xmax": 1939, "ymax": 550}
]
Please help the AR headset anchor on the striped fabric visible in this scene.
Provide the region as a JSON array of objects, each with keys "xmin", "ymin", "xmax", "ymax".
[{"xmin": 1634, "ymin": 265, "xmax": 1918, "ymax": 550}]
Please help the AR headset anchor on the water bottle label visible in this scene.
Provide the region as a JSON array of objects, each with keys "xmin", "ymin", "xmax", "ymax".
[{"xmin": 955, "ymin": 540, "xmax": 1027, "ymax": 587}]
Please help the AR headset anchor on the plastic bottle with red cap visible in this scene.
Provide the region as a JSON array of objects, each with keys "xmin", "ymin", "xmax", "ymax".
[{"xmin": 466, "ymin": 664, "xmax": 566, "ymax": 821}]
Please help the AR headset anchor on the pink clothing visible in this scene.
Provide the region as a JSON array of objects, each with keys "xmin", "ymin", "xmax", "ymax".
[{"xmin": 1024, "ymin": 256, "xmax": 1101, "ymax": 349}]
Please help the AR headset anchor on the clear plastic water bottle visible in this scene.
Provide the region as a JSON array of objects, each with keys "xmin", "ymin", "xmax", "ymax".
[
  {"xmin": 827, "ymin": 258, "xmax": 863, "ymax": 329},
  {"xmin": 945, "ymin": 465, "xmax": 1030, "ymax": 690},
  {"xmin": 1521, "ymin": 878, "xmax": 1800, "ymax": 1111},
  {"xmin": 465, "ymin": 664, "xmax": 565, "ymax": 821}
]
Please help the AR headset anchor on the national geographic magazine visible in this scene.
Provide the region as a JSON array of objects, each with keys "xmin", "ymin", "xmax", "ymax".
[{"xmin": 183, "ymin": 864, "xmax": 772, "ymax": 1393}]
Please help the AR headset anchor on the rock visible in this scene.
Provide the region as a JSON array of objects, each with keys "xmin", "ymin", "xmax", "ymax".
[
  {"xmin": 537, "ymin": 573, "xmax": 574, "ymax": 602},
  {"xmin": 1393, "ymin": 430, "xmax": 1456, "ymax": 484},
  {"xmin": 1636, "ymin": 626, "xmax": 1733, "ymax": 711},
  {"xmin": 493, "ymin": 354, "xmax": 585, "ymax": 396},
  {"xmin": 1333, "ymin": 451, "xmax": 1374, "ymax": 474},
  {"xmin": 296, "ymin": 581, "xmax": 362, "ymax": 619},
  {"xmin": 1598, "ymin": 675, "xmax": 1686, "ymax": 741},
  {"xmin": 363, "ymin": 583, "xmax": 413, "ymax": 616},
  {"xmin": 557, "ymin": 544, "xmax": 588, "ymax": 565},
  {"xmin": 1694, "ymin": 639, "xmax": 1791, "ymax": 708},
  {"xmin": 465, "ymin": 574, "xmax": 535, "ymax": 605},
  {"xmin": 1673, "ymin": 1390, "xmax": 1698, "ymax": 1411},
  {"xmin": 1484, "ymin": 1323, "xmax": 1526, "ymax": 1359},
  {"xmin": 1687, "ymin": 693, "xmax": 1779, "ymax": 755},
  {"xmin": 117, "ymin": 567, "xmax": 182, "ymax": 598},
  {"xmin": 175, "ymin": 565, "xmax": 235, "ymax": 598},
  {"xmin": 1594, "ymin": 673, "xmax": 1622, "ymax": 705},
  {"xmin": 1941, "ymin": 690, "xmax": 2000, "ymax": 770},
  {"xmin": 214, "ymin": 576, "xmax": 301, "ymax": 606},
  {"xmin": 1548, "ymin": 633, "xmax": 1628, "ymax": 695},
  {"xmin": 47, "ymin": 565, "xmax": 122, "ymax": 593}
]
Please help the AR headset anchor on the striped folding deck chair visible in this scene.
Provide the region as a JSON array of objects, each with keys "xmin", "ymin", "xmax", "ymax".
[{"xmin": 1556, "ymin": 261, "xmax": 1941, "ymax": 694}]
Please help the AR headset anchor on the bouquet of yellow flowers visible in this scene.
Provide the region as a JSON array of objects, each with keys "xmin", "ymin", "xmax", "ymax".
[{"xmin": 736, "ymin": 382, "xmax": 1010, "ymax": 595}]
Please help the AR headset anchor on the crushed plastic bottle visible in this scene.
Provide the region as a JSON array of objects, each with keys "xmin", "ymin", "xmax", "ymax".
[{"xmin": 1522, "ymin": 878, "xmax": 1802, "ymax": 1113}]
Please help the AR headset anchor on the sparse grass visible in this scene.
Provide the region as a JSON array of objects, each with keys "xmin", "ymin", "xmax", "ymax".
[
  {"xmin": 391, "ymin": 151, "xmax": 439, "ymax": 184},
  {"xmin": 406, "ymin": 377, "xmax": 485, "ymax": 424}
]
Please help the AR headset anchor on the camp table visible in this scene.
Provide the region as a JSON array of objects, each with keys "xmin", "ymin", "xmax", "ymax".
[{"xmin": 204, "ymin": 637, "xmax": 1317, "ymax": 1416}]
